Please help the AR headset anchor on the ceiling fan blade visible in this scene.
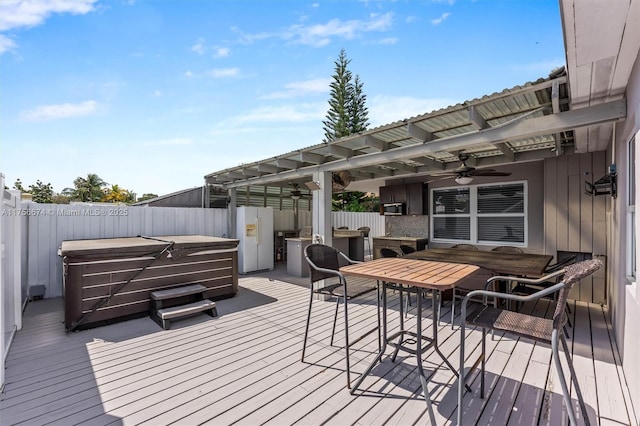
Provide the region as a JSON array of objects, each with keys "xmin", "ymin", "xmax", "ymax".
[
  {"xmin": 424, "ymin": 176, "xmax": 453, "ymax": 184},
  {"xmin": 472, "ymin": 170, "xmax": 512, "ymax": 176}
]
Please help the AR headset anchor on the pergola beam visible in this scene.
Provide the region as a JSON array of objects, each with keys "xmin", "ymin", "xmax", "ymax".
[
  {"xmin": 299, "ymin": 152, "xmax": 325, "ymax": 164},
  {"xmin": 468, "ymin": 105, "xmax": 489, "ymax": 130},
  {"xmin": 257, "ymin": 164, "xmax": 279, "ymax": 173},
  {"xmin": 276, "ymin": 158, "xmax": 301, "ymax": 169},
  {"xmin": 407, "ymin": 122, "xmax": 433, "ymax": 142},
  {"xmin": 328, "ymin": 144, "xmax": 353, "ymax": 158},
  {"xmin": 362, "ymin": 135, "xmax": 388, "ymax": 151},
  {"xmin": 223, "ymin": 99, "xmax": 626, "ymax": 188}
]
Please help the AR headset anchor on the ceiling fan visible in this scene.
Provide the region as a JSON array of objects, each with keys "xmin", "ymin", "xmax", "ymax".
[
  {"xmin": 332, "ymin": 170, "xmax": 353, "ymax": 192},
  {"xmin": 434, "ymin": 152, "xmax": 512, "ymax": 184},
  {"xmin": 289, "ymin": 183, "xmax": 306, "ymax": 200}
]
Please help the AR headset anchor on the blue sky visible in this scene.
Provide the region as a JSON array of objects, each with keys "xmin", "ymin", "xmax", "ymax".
[{"xmin": 0, "ymin": 0, "xmax": 564, "ymax": 197}]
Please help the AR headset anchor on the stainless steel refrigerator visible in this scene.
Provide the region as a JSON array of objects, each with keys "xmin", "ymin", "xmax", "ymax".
[{"xmin": 236, "ymin": 206, "xmax": 274, "ymax": 274}]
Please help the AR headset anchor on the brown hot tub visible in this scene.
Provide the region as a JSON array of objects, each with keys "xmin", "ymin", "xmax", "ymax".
[{"xmin": 59, "ymin": 235, "xmax": 239, "ymax": 331}]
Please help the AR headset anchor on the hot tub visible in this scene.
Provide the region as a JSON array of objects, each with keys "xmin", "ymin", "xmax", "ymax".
[{"xmin": 59, "ymin": 235, "xmax": 239, "ymax": 331}]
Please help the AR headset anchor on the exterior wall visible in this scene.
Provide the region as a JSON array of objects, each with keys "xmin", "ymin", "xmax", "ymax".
[
  {"xmin": 428, "ymin": 160, "xmax": 545, "ymax": 253},
  {"xmin": 544, "ymin": 151, "xmax": 608, "ymax": 303},
  {"xmin": 614, "ymin": 48, "xmax": 640, "ymax": 414}
]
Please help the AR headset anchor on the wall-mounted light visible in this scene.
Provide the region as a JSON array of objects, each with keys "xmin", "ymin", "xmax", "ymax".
[
  {"xmin": 455, "ymin": 176, "xmax": 473, "ymax": 185},
  {"xmin": 305, "ymin": 181, "xmax": 321, "ymax": 191}
]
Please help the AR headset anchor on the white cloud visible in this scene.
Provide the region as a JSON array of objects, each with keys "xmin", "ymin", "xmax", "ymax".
[
  {"xmin": 0, "ymin": 33, "xmax": 16, "ymax": 54},
  {"xmin": 20, "ymin": 100, "xmax": 98, "ymax": 121},
  {"xmin": 235, "ymin": 12, "xmax": 394, "ymax": 48},
  {"xmin": 208, "ymin": 68, "xmax": 239, "ymax": 78},
  {"xmin": 153, "ymin": 89, "xmax": 162, "ymax": 97},
  {"xmin": 191, "ymin": 39, "xmax": 205, "ymax": 55},
  {"xmin": 214, "ymin": 103, "xmax": 326, "ymax": 127},
  {"xmin": 259, "ymin": 78, "xmax": 331, "ymax": 100},
  {"xmin": 368, "ymin": 95, "xmax": 456, "ymax": 126},
  {"xmin": 213, "ymin": 47, "xmax": 230, "ymax": 58},
  {"xmin": 431, "ymin": 12, "xmax": 451, "ymax": 25},
  {"xmin": 184, "ymin": 70, "xmax": 193, "ymax": 78},
  {"xmin": 143, "ymin": 137, "xmax": 192, "ymax": 147},
  {"xmin": 375, "ymin": 37, "xmax": 398, "ymax": 45},
  {"xmin": 0, "ymin": 0, "xmax": 98, "ymax": 53}
]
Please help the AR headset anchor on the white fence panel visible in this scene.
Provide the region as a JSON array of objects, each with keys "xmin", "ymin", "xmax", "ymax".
[
  {"xmin": 331, "ymin": 211, "xmax": 386, "ymax": 237},
  {"xmin": 273, "ymin": 210, "xmax": 385, "ymax": 237},
  {"xmin": 26, "ymin": 204, "xmax": 228, "ymax": 298},
  {"xmin": 1, "ymin": 175, "xmax": 24, "ymax": 391}
]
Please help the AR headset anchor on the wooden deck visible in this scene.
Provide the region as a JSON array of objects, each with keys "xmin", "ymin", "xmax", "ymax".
[{"xmin": 1, "ymin": 265, "xmax": 637, "ymax": 425}]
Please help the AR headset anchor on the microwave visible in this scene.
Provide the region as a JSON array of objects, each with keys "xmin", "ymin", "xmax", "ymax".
[{"xmin": 381, "ymin": 202, "xmax": 405, "ymax": 216}]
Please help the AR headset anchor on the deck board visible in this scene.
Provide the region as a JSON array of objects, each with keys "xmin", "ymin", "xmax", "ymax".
[{"xmin": 0, "ymin": 266, "xmax": 635, "ymax": 426}]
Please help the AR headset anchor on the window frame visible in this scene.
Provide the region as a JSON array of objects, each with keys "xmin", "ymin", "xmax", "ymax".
[
  {"xmin": 627, "ymin": 134, "xmax": 637, "ymax": 282},
  {"xmin": 430, "ymin": 180, "xmax": 528, "ymax": 247}
]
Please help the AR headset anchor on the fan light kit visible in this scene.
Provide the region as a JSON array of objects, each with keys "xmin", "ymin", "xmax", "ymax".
[
  {"xmin": 431, "ymin": 152, "xmax": 512, "ymax": 184},
  {"xmin": 455, "ymin": 176, "xmax": 474, "ymax": 185}
]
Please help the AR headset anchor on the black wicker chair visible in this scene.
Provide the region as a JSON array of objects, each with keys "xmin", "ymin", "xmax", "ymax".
[
  {"xmin": 399, "ymin": 244, "xmax": 416, "ymax": 255},
  {"xmin": 302, "ymin": 244, "xmax": 378, "ymax": 389},
  {"xmin": 457, "ymin": 258, "xmax": 603, "ymax": 426}
]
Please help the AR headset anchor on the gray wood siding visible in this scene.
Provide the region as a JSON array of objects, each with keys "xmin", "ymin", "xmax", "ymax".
[{"xmin": 544, "ymin": 152, "xmax": 609, "ymax": 303}]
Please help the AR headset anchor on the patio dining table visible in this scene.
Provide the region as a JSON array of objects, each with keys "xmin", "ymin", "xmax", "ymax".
[
  {"xmin": 339, "ymin": 257, "xmax": 481, "ymax": 424},
  {"xmin": 403, "ymin": 248, "xmax": 553, "ymax": 277}
]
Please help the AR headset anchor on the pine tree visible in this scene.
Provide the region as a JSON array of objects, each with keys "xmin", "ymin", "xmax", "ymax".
[
  {"xmin": 349, "ymin": 74, "xmax": 369, "ymax": 134},
  {"xmin": 322, "ymin": 49, "xmax": 369, "ymax": 142}
]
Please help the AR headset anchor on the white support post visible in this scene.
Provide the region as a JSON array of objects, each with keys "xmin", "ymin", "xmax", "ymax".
[
  {"xmin": 228, "ymin": 188, "xmax": 237, "ymax": 239},
  {"xmin": 312, "ymin": 171, "xmax": 333, "ymax": 247}
]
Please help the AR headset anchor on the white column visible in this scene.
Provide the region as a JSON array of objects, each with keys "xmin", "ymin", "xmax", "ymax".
[
  {"xmin": 312, "ymin": 171, "xmax": 332, "ymax": 246},
  {"xmin": 228, "ymin": 188, "xmax": 237, "ymax": 239}
]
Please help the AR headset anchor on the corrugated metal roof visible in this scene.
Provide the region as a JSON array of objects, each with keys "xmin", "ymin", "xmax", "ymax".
[{"xmin": 204, "ymin": 69, "xmax": 587, "ymax": 189}]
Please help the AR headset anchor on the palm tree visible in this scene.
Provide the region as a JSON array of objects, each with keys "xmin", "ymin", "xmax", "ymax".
[{"xmin": 67, "ymin": 174, "xmax": 107, "ymax": 202}]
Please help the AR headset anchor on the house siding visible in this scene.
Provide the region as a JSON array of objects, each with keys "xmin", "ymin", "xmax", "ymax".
[
  {"xmin": 615, "ymin": 46, "xmax": 640, "ymax": 415},
  {"xmin": 544, "ymin": 151, "xmax": 609, "ymax": 304}
]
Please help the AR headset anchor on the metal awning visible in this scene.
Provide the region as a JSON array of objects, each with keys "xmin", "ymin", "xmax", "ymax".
[{"xmin": 204, "ymin": 68, "xmax": 626, "ymax": 190}]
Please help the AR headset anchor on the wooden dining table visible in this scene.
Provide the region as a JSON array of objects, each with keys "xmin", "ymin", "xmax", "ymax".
[
  {"xmin": 340, "ymin": 257, "xmax": 482, "ymax": 425},
  {"xmin": 404, "ymin": 248, "xmax": 554, "ymax": 277}
]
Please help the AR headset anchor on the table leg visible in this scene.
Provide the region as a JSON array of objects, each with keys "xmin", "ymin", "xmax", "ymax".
[
  {"xmin": 416, "ymin": 289, "xmax": 437, "ymax": 424},
  {"xmin": 349, "ymin": 280, "xmax": 388, "ymax": 395}
]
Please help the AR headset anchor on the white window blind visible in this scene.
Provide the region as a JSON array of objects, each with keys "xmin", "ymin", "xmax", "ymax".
[{"xmin": 431, "ymin": 182, "xmax": 527, "ymax": 245}]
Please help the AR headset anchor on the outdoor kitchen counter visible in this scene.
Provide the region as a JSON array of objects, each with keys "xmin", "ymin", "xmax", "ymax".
[
  {"xmin": 59, "ymin": 235, "xmax": 239, "ymax": 331},
  {"xmin": 286, "ymin": 231, "xmax": 365, "ymax": 277}
]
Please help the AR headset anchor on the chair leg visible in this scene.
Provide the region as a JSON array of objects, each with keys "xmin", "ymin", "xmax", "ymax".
[
  {"xmin": 301, "ymin": 288, "xmax": 314, "ymax": 361},
  {"xmin": 552, "ymin": 330, "xmax": 590, "ymax": 426},
  {"xmin": 451, "ymin": 289, "xmax": 457, "ymax": 329},
  {"xmin": 481, "ymin": 328, "xmax": 486, "ymax": 398},
  {"xmin": 342, "ymin": 282, "xmax": 351, "ymax": 389},
  {"xmin": 330, "ymin": 297, "xmax": 340, "ymax": 346},
  {"xmin": 561, "ymin": 333, "xmax": 591, "ymax": 425}
]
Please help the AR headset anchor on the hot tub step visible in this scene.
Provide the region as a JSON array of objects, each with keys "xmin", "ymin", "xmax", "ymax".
[{"xmin": 154, "ymin": 299, "xmax": 217, "ymax": 330}]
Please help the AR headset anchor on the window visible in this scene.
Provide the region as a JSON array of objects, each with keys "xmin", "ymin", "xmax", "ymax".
[
  {"xmin": 431, "ymin": 182, "xmax": 527, "ymax": 245},
  {"xmin": 628, "ymin": 135, "xmax": 636, "ymax": 280}
]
